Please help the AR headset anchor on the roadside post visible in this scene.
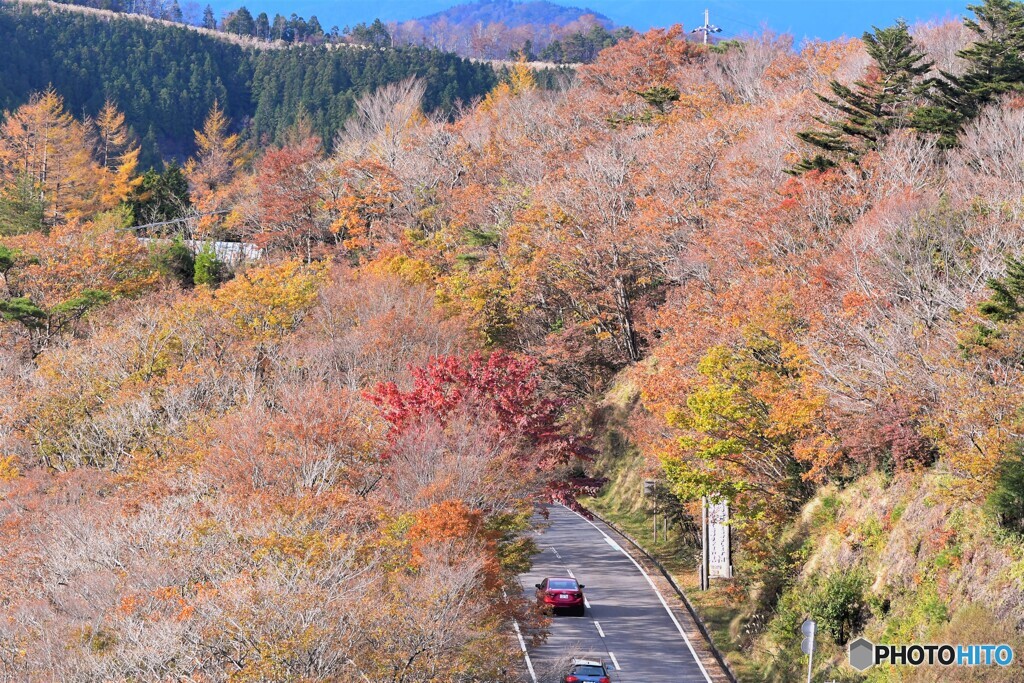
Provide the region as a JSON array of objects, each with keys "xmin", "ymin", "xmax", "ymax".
[
  {"xmin": 700, "ymin": 497, "xmax": 710, "ymax": 590},
  {"xmin": 643, "ymin": 479, "xmax": 657, "ymax": 542}
]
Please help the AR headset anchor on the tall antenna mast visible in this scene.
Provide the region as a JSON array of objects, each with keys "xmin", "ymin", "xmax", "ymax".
[{"xmin": 691, "ymin": 8, "xmax": 722, "ymax": 45}]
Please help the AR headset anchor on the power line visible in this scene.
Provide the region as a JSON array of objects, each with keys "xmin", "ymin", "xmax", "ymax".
[
  {"xmin": 120, "ymin": 210, "xmax": 230, "ymax": 232},
  {"xmin": 711, "ymin": 0, "xmax": 766, "ymax": 33}
]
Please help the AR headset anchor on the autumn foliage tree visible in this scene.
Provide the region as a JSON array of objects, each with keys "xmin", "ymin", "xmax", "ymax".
[
  {"xmin": 369, "ymin": 350, "xmax": 587, "ymax": 473},
  {"xmin": 94, "ymin": 99, "xmax": 143, "ymax": 207},
  {"xmin": 0, "ymin": 209, "xmax": 153, "ymax": 357},
  {"xmin": 185, "ymin": 100, "xmax": 249, "ymax": 233},
  {"xmin": 238, "ymin": 134, "xmax": 331, "ymax": 260},
  {"xmin": 0, "ymin": 88, "xmax": 104, "ymax": 226}
]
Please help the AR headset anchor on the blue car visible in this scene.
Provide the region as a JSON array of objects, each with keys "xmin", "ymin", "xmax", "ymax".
[{"xmin": 563, "ymin": 658, "xmax": 611, "ymax": 683}]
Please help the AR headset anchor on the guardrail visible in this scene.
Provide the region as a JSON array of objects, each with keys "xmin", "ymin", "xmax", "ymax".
[{"xmin": 581, "ymin": 505, "xmax": 739, "ymax": 683}]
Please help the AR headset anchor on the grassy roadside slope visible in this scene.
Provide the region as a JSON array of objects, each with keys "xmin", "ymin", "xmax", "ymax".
[{"xmin": 580, "ymin": 380, "xmax": 1024, "ymax": 682}]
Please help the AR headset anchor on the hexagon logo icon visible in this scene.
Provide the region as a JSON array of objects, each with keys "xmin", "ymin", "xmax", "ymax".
[{"xmin": 849, "ymin": 637, "xmax": 875, "ymax": 671}]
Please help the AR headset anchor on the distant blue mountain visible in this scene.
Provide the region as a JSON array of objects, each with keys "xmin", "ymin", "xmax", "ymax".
[{"xmin": 416, "ymin": 0, "xmax": 613, "ymax": 29}]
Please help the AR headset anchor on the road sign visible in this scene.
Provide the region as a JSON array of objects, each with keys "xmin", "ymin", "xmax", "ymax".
[
  {"xmin": 801, "ymin": 619, "xmax": 816, "ymax": 683},
  {"xmin": 643, "ymin": 480, "xmax": 655, "ymax": 495},
  {"xmin": 800, "ymin": 620, "xmax": 816, "ymax": 654},
  {"xmin": 801, "ymin": 619, "xmax": 817, "ymax": 638}
]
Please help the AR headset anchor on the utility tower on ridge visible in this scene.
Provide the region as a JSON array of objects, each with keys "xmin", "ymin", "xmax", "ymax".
[{"xmin": 691, "ymin": 8, "xmax": 722, "ymax": 45}]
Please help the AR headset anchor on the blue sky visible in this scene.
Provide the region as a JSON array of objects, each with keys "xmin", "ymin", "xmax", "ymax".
[
  {"xmin": 214, "ymin": 0, "xmax": 968, "ymax": 41},
  {"xmin": 595, "ymin": 1, "xmax": 966, "ymax": 39}
]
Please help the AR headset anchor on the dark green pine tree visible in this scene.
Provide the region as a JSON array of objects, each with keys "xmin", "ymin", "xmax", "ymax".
[
  {"xmin": 201, "ymin": 4, "xmax": 216, "ymax": 29},
  {"xmin": 129, "ymin": 161, "xmax": 191, "ymax": 225},
  {"xmin": 637, "ymin": 85, "xmax": 681, "ymax": 113},
  {"xmin": 792, "ymin": 20, "xmax": 931, "ymax": 173},
  {"xmin": 307, "ymin": 15, "xmax": 323, "ymax": 39},
  {"xmin": 255, "ymin": 12, "xmax": 269, "ymax": 40},
  {"xmin": 968, "ymin": 253, "xmax": 1024, "ymax": 348},
  {"xmin": 270, "ymin": 14, "xmax": 285, "ymax": 40},
  {"xmin": 167, "ymin": 0, "xmax": 182, "ymax": 23},
  {"xmin": 0, "ymin": 174, "xmax": 46, "ymax": 235},
  {"xmin": 223, "ymin": 6, "xmax": 255, "ymax": 36},
  {"xmin": 980, "ymin": 255, "xmax": 1024, "ymax": 322},
  {"xmin": 914, "ymin": 0, "xmax": 1024, "ymax": 147}
]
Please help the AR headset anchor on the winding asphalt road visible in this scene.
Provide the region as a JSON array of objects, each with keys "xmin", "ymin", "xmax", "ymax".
[{"xmin": 518, "ymin": 505, "xmax": 720, "ymax": 683}]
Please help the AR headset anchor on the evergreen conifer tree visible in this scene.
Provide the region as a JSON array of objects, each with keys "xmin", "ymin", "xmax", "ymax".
[
  {"xmin": 914, "ymin": 0, "xmax": 1024, "ymax": 147},
  {"xmin": 202, "ymin": 4, "xmax": 216, "ymax": 29},
  {"xmin": 980, "ymin": 255, "xmax": 1024, "ymax": 323},
  {"xmin": 793, "ymin": 20, "xmax": 931, "ymax": 173}
]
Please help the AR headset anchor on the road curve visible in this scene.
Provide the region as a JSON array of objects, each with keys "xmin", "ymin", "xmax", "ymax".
[{"xmin": 519, "ymin": 504, "xmax": 723, "ymax": 683}]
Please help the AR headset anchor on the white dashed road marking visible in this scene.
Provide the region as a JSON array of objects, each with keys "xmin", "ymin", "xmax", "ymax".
[
  {"xmin": 564, "ymin": 506, "xmax": 714, "ymax": 683},
  {"xmin": 594, "ymin": 620, "xmax": 605, "ymax": 638},
  {"xmin": 609, "ymin": 651, "xmax": 621, "ymax": 671}
]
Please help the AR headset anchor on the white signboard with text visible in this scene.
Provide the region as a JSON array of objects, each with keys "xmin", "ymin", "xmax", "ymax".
[{"xmin": 707, "ymin": 499, "xmax": 732, "ymax": 579}]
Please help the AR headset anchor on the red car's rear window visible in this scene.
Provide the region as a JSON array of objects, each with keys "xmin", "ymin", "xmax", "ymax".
[{"xmin": 548, "ymin": 579, "xmax": 578, "ymax": 590}]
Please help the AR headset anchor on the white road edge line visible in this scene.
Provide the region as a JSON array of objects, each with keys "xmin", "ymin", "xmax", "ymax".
[
  {"xmin": 608, "ymin": 651, "xmax": 620, "ymax": 671},
  {"xmin": 512, "ymin": 619, "xmax": 538, "ymax": 683},
  {"xmin": 594, "ymin": 620, "xmax": 605, "ymax": 638},
  {"xmin": 562, "ymin": 505, "xmax": 714, "ymax": 683},
  {"xmin": 503, "ymin": 589, "xmax": 538, "ymax": 683},
  {"xmin": 552, "ymin": 546, "xmax": 561, "ymax": 559},
  {"xmin": 604, "ymin": 536, "xmax": 625, "ymax": 553}
]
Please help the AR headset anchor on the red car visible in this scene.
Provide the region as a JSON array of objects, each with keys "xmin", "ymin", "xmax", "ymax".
[{"xmin": 536, "ymin": 577, "xmax": 585, "ymax": 616}]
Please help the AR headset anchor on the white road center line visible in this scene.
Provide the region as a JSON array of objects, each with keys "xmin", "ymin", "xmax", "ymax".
[
  {"xmin": 594, "ymin": 620, "xmax": 605, "ymax": 638},
  {"xmin": 584, "ymin": 597, "xmax": 591, "ymax": 609},
  {"xmin": 563, "ymin": 505, "xmax": 714, "ymax": 683},
  {"xmin": 608, "ymin": 651, "xmax": 620, "ymax": 671},
  {"xmin": 566, "ymin": 568, "xmax": 575, "ymax": 578}
]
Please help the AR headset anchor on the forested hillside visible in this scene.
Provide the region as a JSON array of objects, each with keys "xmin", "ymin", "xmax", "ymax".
[
  {"xmin": 0, "ymin": 1, "xmax": 495, "ymax": 165},
  {"xmin": 52, "ymin": 0, "xmax": 632, "ymax": 63},
  {"xmin": 3, "ymin": 0, "xmax": 1024, "ymax": 680}
]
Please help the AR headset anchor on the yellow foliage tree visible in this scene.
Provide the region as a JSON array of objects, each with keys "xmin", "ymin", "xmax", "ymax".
[
  {"xmin": 658, "ymin": 323, "xmax": 836, "ymax": 521},
  {"xmin": 185, "ymin": 101, "xmax": 250, "ymax": 233},
  {"xmin": 210, "ymin": 259, "xmax": 327, "ymax": 343},
  {"xmin": 326, "ymin": 160, "xmax": 402, "ymax": 255},
  {"xmin": 0, "ymin": 88, "xmax": 104, "ymax": 225},
  {"xmin": 480, "ymin": 56, "xmax": 536, "ymax": 112},
  {"xmin": 94, "ymin": 99, "xmax": 142, "ymax": 207}
]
